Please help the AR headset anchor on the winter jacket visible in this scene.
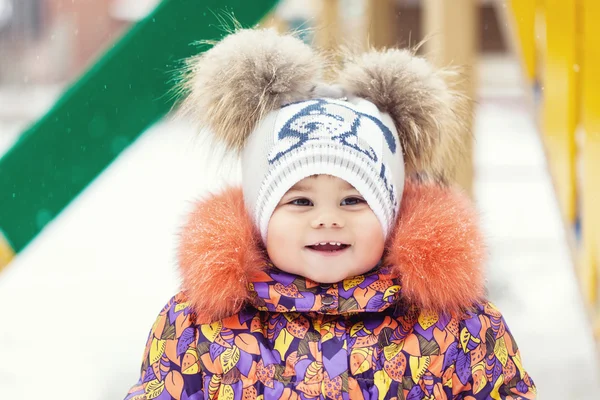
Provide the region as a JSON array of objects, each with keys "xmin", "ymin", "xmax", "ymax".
[{"xmin": 125, "ymin": 180, "xmax": 536, "ymax": 400}]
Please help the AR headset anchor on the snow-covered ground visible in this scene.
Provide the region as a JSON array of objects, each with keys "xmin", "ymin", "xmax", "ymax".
[{"xmin": 0, "ymin": 55, "xmax": 598, "ymax": 399}]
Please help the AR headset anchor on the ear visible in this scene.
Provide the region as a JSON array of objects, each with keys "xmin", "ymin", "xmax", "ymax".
[
  {"xmin": 337, "ymin": 48, "xmax": 470, "ymax": 176},
  {"xmin": 179, "ymin": 28, "xmax": 325, "ymax": 152}
]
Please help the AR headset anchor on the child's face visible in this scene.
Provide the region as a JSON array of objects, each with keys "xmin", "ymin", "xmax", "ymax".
[{"xmin": 266, "ymin": 175, "xmax": 385, "ymax": 283}]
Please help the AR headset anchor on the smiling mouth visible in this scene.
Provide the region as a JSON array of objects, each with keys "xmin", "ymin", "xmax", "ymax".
[{"xmin": 306, "ymin": 242, "xmax": 351, "ymax": 252}]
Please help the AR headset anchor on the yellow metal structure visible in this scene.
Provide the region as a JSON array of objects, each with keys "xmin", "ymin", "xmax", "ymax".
[
  {"xmin": 509, "ymin": 0, "xmax": 538, "ymax": 82},
  {"xmin": 542, "ymin": 0, "xmax": 579, "ymax": 224},
  {"xmin": 507, "ymin": 0, "xmax": 600, "ymax": 339},
  {"xmin": 581, "ymin": 0, "xmax": 600, "ymax": 311}
]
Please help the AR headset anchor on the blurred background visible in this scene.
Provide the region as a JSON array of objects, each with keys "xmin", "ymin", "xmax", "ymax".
[{"xmin": 0, "ymin": 0, "xmax": 599, "ymax": 398}]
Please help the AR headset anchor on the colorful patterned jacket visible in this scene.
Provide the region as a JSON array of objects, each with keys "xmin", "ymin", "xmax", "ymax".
[{"xmin": 125, "ymin": 180, "xmax": 536, "ymax": 400}]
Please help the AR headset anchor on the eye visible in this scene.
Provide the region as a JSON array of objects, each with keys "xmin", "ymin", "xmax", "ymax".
[
  {"xmin": 341, "ymin": 196, "xmax": 365, "ymax": 206},
  {"xmin": 289, "ymin": 198, "xmax": 313, "ymax": 206}
]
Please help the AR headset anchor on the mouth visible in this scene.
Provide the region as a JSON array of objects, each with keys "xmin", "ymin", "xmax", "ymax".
[{"xmin": 305, "ymin": 242, "xmax": 351, "ymax": 253}]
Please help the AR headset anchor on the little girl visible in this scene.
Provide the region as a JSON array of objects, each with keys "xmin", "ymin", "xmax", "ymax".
[{"xmin": 125, "ymin": 28, "xmax": 536, "ymax": 400}]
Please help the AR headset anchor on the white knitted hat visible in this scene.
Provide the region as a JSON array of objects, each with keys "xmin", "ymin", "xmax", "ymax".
[{"xmin": 241, "ymin": 97, "xmax": 404, "ymax": 241}]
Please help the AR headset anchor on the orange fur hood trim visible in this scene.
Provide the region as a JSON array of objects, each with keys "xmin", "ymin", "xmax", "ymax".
[{"xmin": 178, "ymin": 180, "xmax": 486, "ymax": 321}]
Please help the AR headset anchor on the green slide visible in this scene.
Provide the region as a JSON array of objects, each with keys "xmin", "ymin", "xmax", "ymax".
[{"xmin": 0, "ymin": 0, "xmax": 279, "ymax": 265}]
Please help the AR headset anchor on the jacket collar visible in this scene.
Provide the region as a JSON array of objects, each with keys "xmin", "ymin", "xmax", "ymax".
[
  {"xmin": 177, "ymin": 179, "xmax": 486, "ymax": 323},
  {"xmin": 248, "ymin": 264, "xmax": 401, "ymax": 314}
]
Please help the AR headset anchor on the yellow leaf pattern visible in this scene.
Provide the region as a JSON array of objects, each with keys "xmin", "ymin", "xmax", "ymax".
[
  {"xmin": 513, "ymin": 352, "xmax": 525, "ymax": 376},
  {"xmin": 383, "ymin": 342, "xmax": 404, "ymax": 361},
  {"xmin": 274, "ymin": 328, "xmax": 294, "ymax": 360},
  {"xmin": 382, "ymin": 285, "xmax": 401, "ymax": 301},
  {"xmin": 201, "ymin": 321, "xmax": 222, "ymax": 343},
  {"xmin": 459, "ymin": 327, "xmax": 471, "ymax": 353},
  {"xmin": 322, "ymin": 331, "xmax": 335, "ymax": 343},
  {"xmin": 349, "ymin": 347, "xmax": 373, "ymax": 375},
  {"xmin": 418, "ymin": 310, "xmax": 439, "ymax": 330},
  {"xmin": 472, "ymin": 361, "xmax": 487, "ymax": 394},
  {"xmin": 208, "ymin": 374, "xmax": 222, "ymax": 400},
  {"xmin": 304, "ymin": 361, "xmax": 324, "ymax": 383},
  {"xmin": 145, "ymin": 379, "xmax": 165, "ymax": 400},
  {"xmin": 343, "ymin": 276, "xmax": 365, "ymax": 291},
  {"xmin": 219, "ymin": 384, "xmax": 235, "ymax": 400},
  {"xmin": 149, "ymin": 338, "xmax": 166, "ymax": 365},
  {"xmin": 220, "ymin": 346, "xmax": 241, "ymax": 375},
  {"xmin": 490, "ymin": 375, "xmax": 505, "ymax": 400},
  {"xmin": 409, "ymin": 356, "xmax": 430, "ymax": 383},
  {"xmin": 174, "ymin": 302, "xmax": 190, "ymax": 313},
  {"xmin": 494, "ymin": 337, "xmax": 509, "ymax": 367},
  {"xmin": 374, "ymin": 369, "xmax": 392, "ymax": 400},
  {"xmin": 182, "ymin": 347, "xmax": 200, "ymax": 374},
  {"xmin": 350, "ymin": 321, "xmax": 366, "ymax": 336},
  {"xmin": 182, "ymin": 363, "xmax": 199, "ymax": 375}
]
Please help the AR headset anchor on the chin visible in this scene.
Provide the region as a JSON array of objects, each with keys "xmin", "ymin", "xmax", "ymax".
[
  {"xmin": 305, "ymin": 268, "xmax": 352, "ymax": 284},
  {"xmin": 309, "ymin": 275, "xmax": 343, "ymax": 284}
]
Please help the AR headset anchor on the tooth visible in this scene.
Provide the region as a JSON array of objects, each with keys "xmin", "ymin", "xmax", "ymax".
[
  {"xmin": 335, "ymin": 242, "xmax": 341, "ymax": 246},
  {"xmin": 319, "ymin": 242, "xmax": 327, "ymax": 245}
]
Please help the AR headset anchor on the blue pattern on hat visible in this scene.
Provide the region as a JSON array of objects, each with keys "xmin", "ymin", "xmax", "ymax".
[{"xmin": 268, "ymin": 99, "xmax": 397, "ymax": 163}]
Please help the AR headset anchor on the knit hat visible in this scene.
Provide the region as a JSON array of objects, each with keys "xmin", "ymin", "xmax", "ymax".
[
  {"xmin": 241, "ymin": 97, "xmax": 404, "ymax": 241},
  {"xmin": 179, "ymin": 28, "xmax": 467, "ymax": 240}
]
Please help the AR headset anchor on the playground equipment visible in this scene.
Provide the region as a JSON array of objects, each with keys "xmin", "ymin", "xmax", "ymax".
[{"xmin": 0, "ymin": 0, "xmax": 278, "ymax": 269}]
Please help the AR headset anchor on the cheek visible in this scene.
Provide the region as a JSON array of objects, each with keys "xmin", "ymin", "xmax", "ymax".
[
  {"xmin": 354, "ymin": 214, "xmax": 385, "ymax": 257},
  {"xmin": 266, "ymin": 212, "xmax": 302, "ymax": 264}
]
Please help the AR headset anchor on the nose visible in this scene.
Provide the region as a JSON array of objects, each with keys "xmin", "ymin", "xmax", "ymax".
[{"xmin": 311, "ymin": 211, "xmax": 345, "ymax": 229}]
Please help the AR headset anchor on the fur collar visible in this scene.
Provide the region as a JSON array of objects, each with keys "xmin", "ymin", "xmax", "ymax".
[{"xmin": 178, "ymin": 180, "xmax": 486, "ymax": 322}]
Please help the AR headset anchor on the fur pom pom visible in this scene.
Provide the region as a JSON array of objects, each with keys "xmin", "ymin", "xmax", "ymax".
[
  {"xmin": 178, "ymin": 187, "xmax": 266, "ymax": 322},
  {"xmin": 337, "ymin": 49, "xmax": 469, "ymax": 176},
  {"xmin": 179, "ymin": 28, "xmax": 323, "ymax": 152},
  {"xmin": 384, "ymin": 179, "xmax": 486, "ymax": 315}
]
